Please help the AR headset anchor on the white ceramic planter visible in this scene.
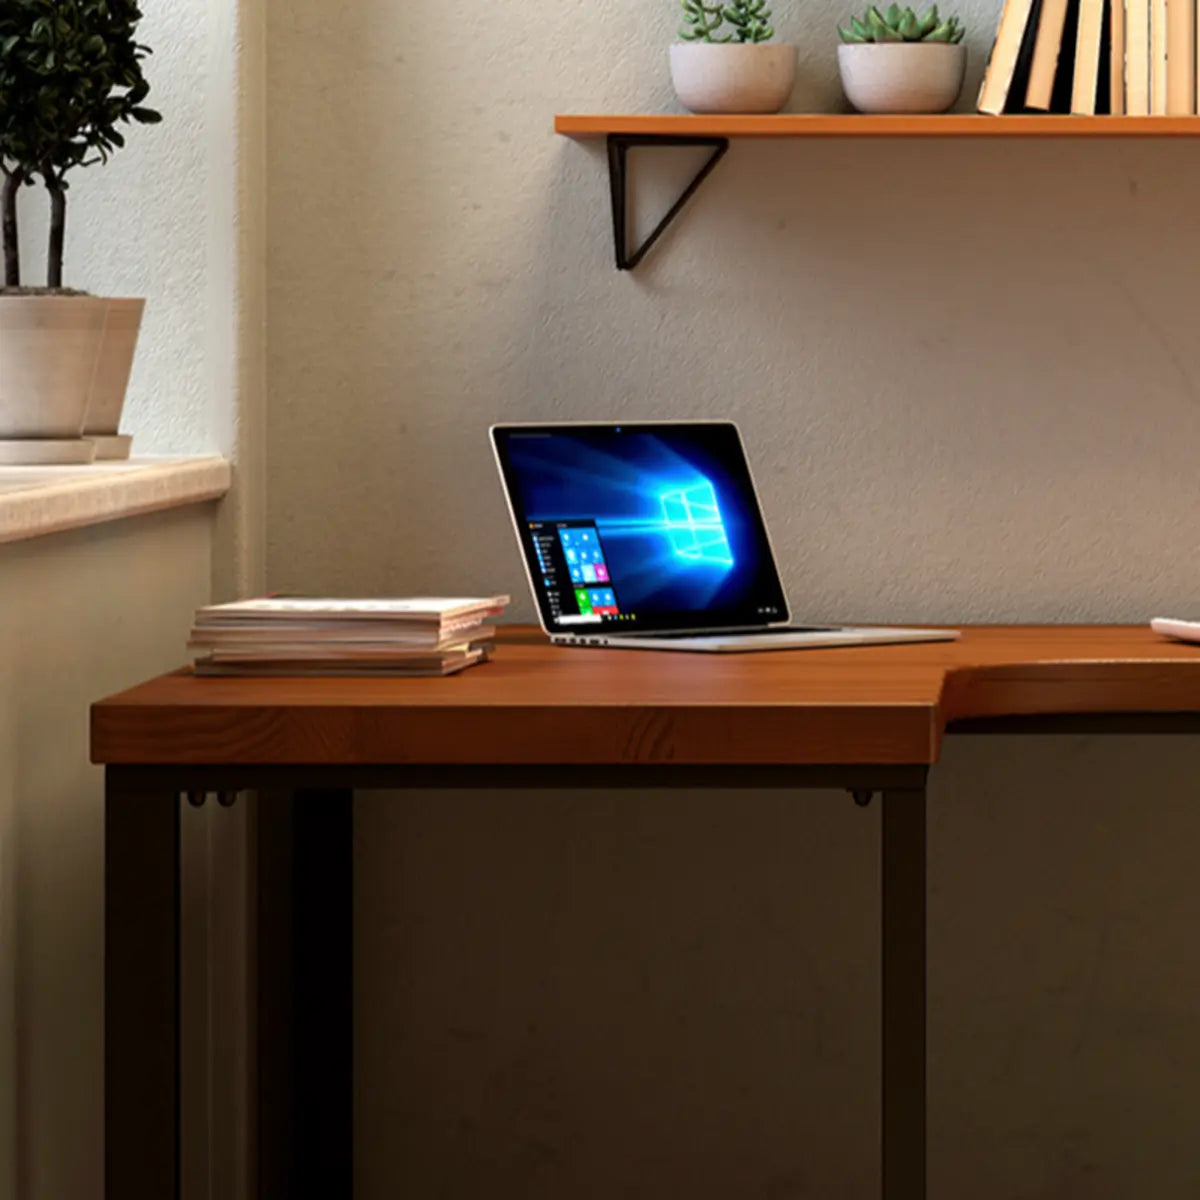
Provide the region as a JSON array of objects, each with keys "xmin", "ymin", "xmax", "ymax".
[
  {"xmin": 670, "ymin": 43, "xmax": 797, "ymax": 114},
  {"xmin": 0, "ymin": 295, "xmax": 108, "ymax": 463},
  {"xmin": 84, "ymin": 297, "xmax": 145, "ymax": 460},
  {"xmin": 837, "ymin": 43, "xmax": 966, "ymax": 114}
]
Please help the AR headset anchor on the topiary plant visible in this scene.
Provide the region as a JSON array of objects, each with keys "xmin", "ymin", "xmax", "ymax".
[
  {"xmin": 0, "ymin": 0, "xmax": 162, "ymax": 291},
  {"xmin": 838, "ymin": 4, "xmax": 965, "ymax": 42},
  {"xmin": 680, "ymin": 0, "xmax": 776, "ymax": 43}
]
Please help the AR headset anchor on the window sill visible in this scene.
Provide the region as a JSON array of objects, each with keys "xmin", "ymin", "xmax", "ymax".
[{"xmin": 0, "ymin": 455, "xmax": 231, "ymax": 546}]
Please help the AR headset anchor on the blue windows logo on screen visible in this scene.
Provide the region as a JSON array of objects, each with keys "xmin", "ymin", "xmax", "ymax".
[{"xmin": 660, "ymin": 479, "xmax": 733, "ymax": 567}]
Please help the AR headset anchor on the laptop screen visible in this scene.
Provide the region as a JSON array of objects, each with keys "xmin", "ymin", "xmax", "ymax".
[{"xmin": 492, "ymin": 422, "xmax": 790, "ymax": 635}]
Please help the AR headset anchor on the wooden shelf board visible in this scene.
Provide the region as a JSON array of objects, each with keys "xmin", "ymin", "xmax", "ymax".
[{"xmin": 556, "ymin": 113, "xmax": 1200, "ymax": 138}]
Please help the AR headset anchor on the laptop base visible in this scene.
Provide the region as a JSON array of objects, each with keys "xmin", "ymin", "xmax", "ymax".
[{"xmin": 553, "ymin": 627, "xmax": 961, "ymax": 653}]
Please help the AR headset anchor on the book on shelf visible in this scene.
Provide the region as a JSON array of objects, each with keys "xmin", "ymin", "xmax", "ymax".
[
  {"xmin": 1126, "ymin": 0, "xmax": 1151, "ymax": 110},
  {"xmin": 978, "ymin": 0, "xmax": 1042, "ymax": 111},
  {"xmin": 1167, "ymin": 0, "xmax": 1197, "ymax": 112},
  {"xmin": 980, "ymin": 0, "xmax": 1199, "ymax": 113},
  {"xmin": 1110, "ymin": 0, "xmax": 1125, "ymax": 112},
  {"xmin": 188, "ymin": 595, "xmax": 510, "ymax": 678},
  {"xmin": 1025, "ymin": 0, "xmax": 1076, "ymax": 107},
  {"xmin": 1151, "ymin": 0, "xmax": 1168, "ymax": 111},
  {"xmin": 1072, "ymin": 0, "xmax": 1108, "ymax": 110}
]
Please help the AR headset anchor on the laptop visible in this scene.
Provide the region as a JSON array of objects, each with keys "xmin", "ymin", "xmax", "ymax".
[{"xmin": 491, "ymin": 421, "xmax": 959, "ymax": 653}]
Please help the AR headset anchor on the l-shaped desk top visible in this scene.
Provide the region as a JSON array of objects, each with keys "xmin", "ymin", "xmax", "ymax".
[{"xmin": 91, "ymin": 625, "xmax": 1200, "ymax": 767}]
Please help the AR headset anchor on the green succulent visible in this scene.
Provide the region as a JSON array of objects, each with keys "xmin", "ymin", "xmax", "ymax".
[
  {"xmin": 838, "ymin": 4, "xmax": 965, "ymax": 43},
  {"xmin": 680, "ymin": 0, "xmax": 776, "ymax": 43}
]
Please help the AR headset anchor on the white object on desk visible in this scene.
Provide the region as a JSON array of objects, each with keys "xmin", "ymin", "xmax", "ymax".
[{"xmin": 1150, "ymin": 617, "xmax": 1200, "ymax": 645}]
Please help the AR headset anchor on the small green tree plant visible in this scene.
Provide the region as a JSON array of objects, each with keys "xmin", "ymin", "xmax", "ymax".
[
  {"xmin": 838, "ymin": 4, "xmax": 965, "ymax": 42},
  {"xmin": 0, "ymin": 0, "xmax": 161, "ymax": 292},
  {"xmin": 680, "ymin": 0, "xmax": 776, "ymax": 43}
]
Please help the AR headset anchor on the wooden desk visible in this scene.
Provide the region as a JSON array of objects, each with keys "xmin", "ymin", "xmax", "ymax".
[{"xmin": 91, "ymin": 626, "xmax": 1200, "ymax": 1200}]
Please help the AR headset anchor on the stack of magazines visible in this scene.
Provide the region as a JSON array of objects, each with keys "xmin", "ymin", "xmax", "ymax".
[{"xmin": 188, "ymin": 596, "xmax": 510, "ymax": 677}]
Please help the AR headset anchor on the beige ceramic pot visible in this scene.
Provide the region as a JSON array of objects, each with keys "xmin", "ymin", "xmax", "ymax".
[
  {"xmin": 837, "ymin": 42, "xmax": 966, "ymax": 113},
  {"xmin": 670, "ymin": 43, "xmax": 797, "ymax": 114},
  {"xmin": 0, "ymin": 295, "xmax": 108, "ymax": 463},
  {"xmin": 84, "ymin": 298, "xmax": 145, "ymax": 460}
]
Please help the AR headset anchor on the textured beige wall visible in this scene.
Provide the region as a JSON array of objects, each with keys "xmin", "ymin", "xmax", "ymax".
[
  {"xmin": 266, "ymin": 0, "xmax": 1200, "ymax": 1195},
  {"xmin": 266, "ymin": 2, "xmax": 1200, "ymax": 617},
  {"xmin": 0, "ymin": 507, "xmax": 216, "ymax": 1200}
]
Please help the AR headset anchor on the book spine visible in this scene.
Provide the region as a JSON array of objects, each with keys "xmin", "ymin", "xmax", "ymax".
[
  {"xmin": 1166, "ymin": 0, "xmax": 1197, "ymax": 111},
  {"xmin": 1071, "ymin": 0, "xmax": 1106, "ymax": 110},
  {"xmin": 1151, "ymin": 0, "xmax": 1169, "ymax": 109},
  {"xmin": 979, "ymin": 0, "xmax": 1040, "ymax": 111},
  {"xmin": 1026, "ymin": 0, "xmax": 1074, "ymax": 107},
  {"xmin": 1126, "ymin": 0, "xmax": 1152, "ymax": 110},
  {"xmin": 1111, "ymin": 0, "xmax": 1126, "ymax": 111}
]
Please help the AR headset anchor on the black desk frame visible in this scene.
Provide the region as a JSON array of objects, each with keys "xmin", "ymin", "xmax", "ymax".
[{"xmin": 106, "ymin": 761, "xmax": 925, "ymax": 1200}]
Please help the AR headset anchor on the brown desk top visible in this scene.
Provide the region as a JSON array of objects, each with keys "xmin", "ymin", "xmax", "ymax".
[{"xmin": 90, "ymin": 626, "xmax": 1200, "ymax": 767}]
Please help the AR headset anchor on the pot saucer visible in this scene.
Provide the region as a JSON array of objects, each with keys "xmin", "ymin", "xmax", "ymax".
[{"xmin": 0, "ymin": 438, "xmax": 98, "ymax": 465}]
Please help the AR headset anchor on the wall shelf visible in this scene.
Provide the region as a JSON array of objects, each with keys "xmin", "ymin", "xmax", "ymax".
[
  {"xmin": 556, "ymin": 114, "xmax": 1200, "ymax": 267},
  {"xmin": 556, "ymin": 113, "xmax": 1200, "ymax": 138}
]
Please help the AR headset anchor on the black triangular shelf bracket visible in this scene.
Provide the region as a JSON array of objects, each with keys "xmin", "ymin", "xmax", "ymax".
[{"xmin": 606, "ymin": 134, "xmax": 730, "ymax": 271}]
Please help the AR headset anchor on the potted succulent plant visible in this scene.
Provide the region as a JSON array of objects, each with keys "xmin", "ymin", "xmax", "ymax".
[
  {"xmin": 671, "ymin": 0, "xmax": 797, "ymax": 114},
  {"xmin": 837, "ymin": 4, "xmax": 966, "ymax": 114},
  {"xmin": 0, "ymin": 0, "xmax": 161, "ymax": 464}
]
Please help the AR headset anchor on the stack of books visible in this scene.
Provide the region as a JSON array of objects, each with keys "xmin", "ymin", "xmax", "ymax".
[
  {"xmin": 979, "ymin": 0, "xmax": 1196, "ymax": 113},
  {"xmin": 188, "ymin": 596, "xmax": 510, "ymax": 677}
]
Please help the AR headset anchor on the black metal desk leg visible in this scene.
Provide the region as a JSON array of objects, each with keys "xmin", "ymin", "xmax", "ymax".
[
  {"xmin": 881, "ymin": 786, "xmax": 927, "ymax": 1200},
  {"xmin": 105, "ymin": 769, "xmax": 182, "ymax": 1200},
  {"xmin": 258, "ymin": 788, "xmax": 354, "ymax": 1200}
]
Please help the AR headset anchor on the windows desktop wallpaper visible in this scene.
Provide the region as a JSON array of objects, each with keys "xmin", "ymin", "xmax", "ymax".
[{"xmin": 500, "ymin": 425, "xmax": 787, "ymax": 628}]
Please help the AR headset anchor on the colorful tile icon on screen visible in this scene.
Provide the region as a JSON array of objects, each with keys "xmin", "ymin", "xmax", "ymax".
[
  {"xmin": 589, "ymin": 587, "xmax": 619, "ymax": 616},
  {"xmin": 575, "ymin": 588, "xmax": 592, "ymax": 614},
  {"xmin": 566, "ymin": 548, "xmax": 577, "ymax": 563},
  {"xmin": 570, "ymin": 566, "xmax": 583, "ymax": 583},
  {"xmin": 582, "ymin": 563, "xmax": 597, "ymax": 583},
  {"xmin": 595, "ymin": 563, "xmax": 609, "ymax": 582}
]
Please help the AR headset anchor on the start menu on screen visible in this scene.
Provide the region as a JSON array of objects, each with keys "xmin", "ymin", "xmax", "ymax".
[{"xmin": 528, "ymin": 520, "xmax": 630, "ymax": 624}]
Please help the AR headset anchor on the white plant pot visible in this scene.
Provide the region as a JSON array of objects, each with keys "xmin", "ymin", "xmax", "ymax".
[
  {"xmin": 0, "ymin": 295, "xmax": 108, "ymax": 463},
  {"xmin": 670, "ymin": 43, "xmax": 797, "ymax": 114},
  {"xmin": 837, "ymin": 43, "xmax": 966, "ymax": 114},
  {"xmin": 84, "ymin": 297, "xmax": 145, "ymax": 460}
]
